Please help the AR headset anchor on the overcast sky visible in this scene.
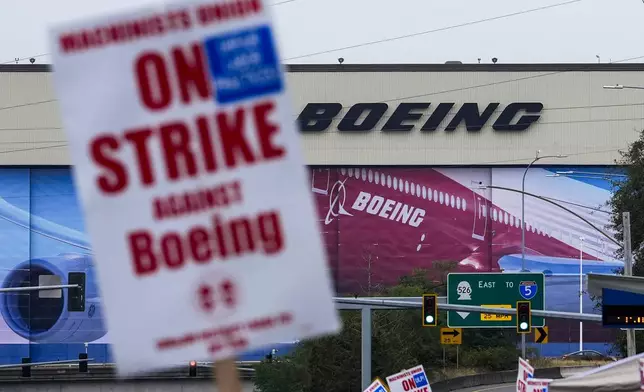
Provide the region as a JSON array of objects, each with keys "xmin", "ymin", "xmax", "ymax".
[{"xmin": 1, "ymin": 0, "xmax": 643, "ymax": 65}]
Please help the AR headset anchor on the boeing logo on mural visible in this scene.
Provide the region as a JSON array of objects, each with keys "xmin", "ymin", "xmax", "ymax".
[
  {"xmin": 297, "ymin": 102, "xmax": 543, "ymax": 133},
  {"xmin": 324, "ymin": 179, "xmax": 426, "ymax": 227},
  {"xmin": 352, "ymin": 192, "xmax": 425, "ymax": 228},
  {"xmin": 519, "ymin": 281, "xmax": 538, "ymax": 300},
  {"xmin": 324, "ymin": 179, "xmax": 354, "ymax": 224}
]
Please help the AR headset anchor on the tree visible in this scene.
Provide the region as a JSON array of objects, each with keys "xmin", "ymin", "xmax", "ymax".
[
  {"xmin": 609, "ymin": 131, "xmax": 644, "ymax": 273},
  {"xmin": 607, "ymin": 130, "xmax": 644, "ymax": 355}
]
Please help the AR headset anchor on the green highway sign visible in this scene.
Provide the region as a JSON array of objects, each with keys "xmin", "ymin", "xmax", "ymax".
[{"xmin": 447, "ymin": 272, "xmax": 545, "ymax": 329}]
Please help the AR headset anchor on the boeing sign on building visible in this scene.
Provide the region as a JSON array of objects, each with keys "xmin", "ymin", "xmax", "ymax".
[{"xmin": 297, "ymin": 102, "xmax": 543, "ymax": 133}]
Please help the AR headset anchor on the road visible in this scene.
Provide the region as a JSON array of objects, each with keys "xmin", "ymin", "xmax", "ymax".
[{"xmin": 455, "ymin": 383, "xmax": 515, "ymax": 392}]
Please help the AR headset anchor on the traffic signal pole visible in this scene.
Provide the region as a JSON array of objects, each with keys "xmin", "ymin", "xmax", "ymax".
[
  {"xmin": 623, "ymin": 212, "xmax": 637, "ymax": 357},
  {"xmin": 361, "ymin": 307, "xmax": 372, "ymax": 390}
]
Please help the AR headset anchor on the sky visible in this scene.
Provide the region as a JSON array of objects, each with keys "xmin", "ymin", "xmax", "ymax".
[{"xmin": 1, "ymin": 0, "xmax": 644, "ymax": 65}]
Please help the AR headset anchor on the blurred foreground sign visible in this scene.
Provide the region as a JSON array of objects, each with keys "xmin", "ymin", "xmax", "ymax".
[{"xmin": 49, "ymin": 0, "xmax": 339, "ymax": 376}]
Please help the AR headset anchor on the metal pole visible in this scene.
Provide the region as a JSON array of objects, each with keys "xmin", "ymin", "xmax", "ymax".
[
  {"xmin": 361, "ymin": 307, "xmax": 372, "ymax": 390},
  {"xmin": 579, "ymin": 237, "xmax": 584, "ymax": 352},
  {"xmin": 521, "ymin": 152, "xmax": 540, "ymax": 360},
  {"xmin": 521, "ymin": 154, "xmax": 540, "ymax": 271},
  {"xmin": 624, "ymin": 212, "xmax": 637, "ymax": 357},
  {"xmin": 442, "ymin": 347, "xmax": 446, "ymax": 368}
]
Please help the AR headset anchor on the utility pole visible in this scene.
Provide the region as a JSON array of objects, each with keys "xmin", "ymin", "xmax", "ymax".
[{"xmin": 623, "ymin": 212, "xmax": 637, "ymax": 357}]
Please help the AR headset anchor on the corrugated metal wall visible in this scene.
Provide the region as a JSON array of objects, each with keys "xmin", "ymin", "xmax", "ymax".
[{"xmin": 2, "ymin": 64, "xmax": 644, "ymax": 165}]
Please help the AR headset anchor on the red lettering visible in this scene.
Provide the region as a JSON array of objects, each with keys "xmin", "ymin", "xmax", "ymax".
[
  {"xmin": 129, "ymin": 231, "xmax": 157, "ymax": 276},
  {"xmin": 90, "ymin": 135, "xmax": 128, "ymax": 194},
  {"xmin": 172, "ymin": 44, "xmax": 211, "ymax": 104},
  {"xmin": 229, "ymin": 218, "xmax": 254, "ymax": 253},
  {"xmin": 159, "ymin": 122, "xmax": 198, "ymax": 181},
  {"xmin": 59, "ymin": 34, "xmax": 81, "ymax": 53},
  {"xmin": 93, "ymin": 102, "xmax": 286, "ymax": 195},
  {"xmin": 254, "ymin": 101, "xmax": 285, "ymax": 160},
  {"xmin": 135, "ymin": 52, "xmax": 172, "ymax": 110},
  {"xmin": 196, "ymin": 116, "xmax": 218, "ymax": 172},
  {"xmin": 402, "ymin": 378, "xmax": 418, "ymax": 392},
  {"xmin": 188, "ymin": 227, "xmax": 212, "ymax": 262},
  {"xmin": 123, "ymin": 128, "xmax": 156, "ymax": 186},
  {"xmin": 128, "ymin": 210, "xmax": 284, "ymax": 277},
  {"xmin": 258, "ymin": 211, "xmax": 284, "ymax": 254},
  {"xmin": 161, "ymin": 233, "xmax": 185, "ymax": 269},
  {"xmin": 217, "ymin": 108, "xmax": 256, "ymax": 168}
]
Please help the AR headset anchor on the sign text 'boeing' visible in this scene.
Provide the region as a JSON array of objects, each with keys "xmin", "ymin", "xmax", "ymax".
[{"xmin": 298, "ymin": 102, "xmax": 543, "ymax": 133}]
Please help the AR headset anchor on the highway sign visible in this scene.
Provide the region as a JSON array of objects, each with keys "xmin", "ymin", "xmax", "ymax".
[
  {"xmin": 447, "ymin": 272, "xmax": 545, "ymax": 328},
  {"xmin": 440, "ymin": 328, "xmax": 462, "ymax": 345},
  {"xmin": 535, "ymin": 327, "xmax": 548, "ymax": 344}
]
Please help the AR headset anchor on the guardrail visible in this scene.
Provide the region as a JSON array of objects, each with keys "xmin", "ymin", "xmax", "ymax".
[{"xmin": 0, "ymin": 363, "xmax": 256, "ymax": 383}]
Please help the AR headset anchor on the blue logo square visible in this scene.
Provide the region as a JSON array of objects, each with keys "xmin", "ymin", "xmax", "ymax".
[
  {"xmin": 374, "ymin": 386, "xmax": 387, "ymax": 392},
  {"xmin": 203, "ymin": 25, "xmax": 283, "ymax": 104},
  {"xmin": 413, "ymin": 372, "xmax": 428, "ymax": 387}
]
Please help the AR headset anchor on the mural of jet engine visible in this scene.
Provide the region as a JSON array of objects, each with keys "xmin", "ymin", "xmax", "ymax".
[{"xmin": 0, "ymin": 253, "xmax": 106, "ymax": 343}]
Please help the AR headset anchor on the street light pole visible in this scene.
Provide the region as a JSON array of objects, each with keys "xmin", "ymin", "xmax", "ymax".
[
  {"xmin": 521, "ymin": 151, "xmax": 568, "ymax": 271},
  {"xmin": 579, "ymin": 237, "xmax": 584, "ymax": 352},
  {"xmin": 623, "ymin": 212, "xmax": 637, "ymax": 357},
  {"xmin": 519, "ymin": 151, "xmax": 566, "ymax": 359}
]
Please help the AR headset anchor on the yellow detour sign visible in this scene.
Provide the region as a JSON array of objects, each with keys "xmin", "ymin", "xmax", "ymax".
[
  {"xmin": 535, "ymin": 326, "xmax": 548, "ymax": 344},
  {"xmin": 440, "ymin": 328, "xmax": 462, "ymax": 345}
]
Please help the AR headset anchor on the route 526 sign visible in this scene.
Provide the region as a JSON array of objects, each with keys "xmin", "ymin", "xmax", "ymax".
[{"xmin": 519, "ymin": 281, "xmax": 538, "ymax": 300}]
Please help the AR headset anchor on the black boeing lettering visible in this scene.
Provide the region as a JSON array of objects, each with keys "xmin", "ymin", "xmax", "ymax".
[
  {"xmin": 296, "ymin": 102, "xmax": 544, "ymax": 133},
  {"xmin": 337, "ymin": 103, "xmax": 388, "ymax": 132},
  {"xmin": 297, "ymin": 103, "xmax": 342, "ymax": 132},
  {"xmin": 445, "ymin": 103, "xmax": 500, "ymax": 132},
  {"xmin": 493, "ymin": 102, "xmax": 543, "ymax": 131},
  {"xmin": 381, "ymin": 103, "xmax": 430, "ymax": 132},
  {"xmin": 421, "ymin": 103, "xmax": 454, "ymax": 132}
]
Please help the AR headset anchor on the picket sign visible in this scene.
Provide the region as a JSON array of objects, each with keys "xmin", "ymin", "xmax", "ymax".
[
  {"xmin": 526, "ymin": 378, "xmax": 552, "ymax": 392},
  {"xmin": 364, "ymin": 377, "xmax": 389, "ymax": 392},
  {"xmin": 639, "ymin": 358, "xmax": 644, "ymax": 391},
  {"xmin": 386, "ymin": 365, "xmax": 431, "ymax": 392},
  {"xmin": 516, "ymin": 358, "xmax": 535, "ymax": 392},
  {"xmin": 48, "ymin": 0, "xmax": 340, "ymax": 383}
]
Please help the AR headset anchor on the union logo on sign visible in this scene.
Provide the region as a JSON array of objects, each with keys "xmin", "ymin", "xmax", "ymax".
[{"xmin": 519, "ymin": 281, "xmax": 538, "ymax": 300}]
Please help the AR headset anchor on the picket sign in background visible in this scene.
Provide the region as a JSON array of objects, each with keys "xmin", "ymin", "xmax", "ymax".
[
  {"xmin": 516, "ymin": 358, "xmax": 534, "ymax": 392},
  {"xmin": 386, "ymin": 365, "xmax": 431, "ymax": 392},
  {"xmin": 364, "ymin": 378, "xmax": 389, "ymax": 392}
]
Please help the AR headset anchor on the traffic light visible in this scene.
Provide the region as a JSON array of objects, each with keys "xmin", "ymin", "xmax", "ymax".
[
  {"xmin": 79, "ymin": 353, "xmax": 88, "ymax": 373},
  {"xmin": 516, "ymin": 301, "xmax": 531, "ymax": 333},
  {"xmin": 189, "ymin": 360, "xmax": 197, "ymax": 377},
  {"xmin": 21, "ymin": 357, "xmax": 30, "ymax": 378},
  {"xmin": 68, "ymin": 272, "xmax": 86, "ymax": 312},
  {"xmin": 422, "ymin": 294, "xmax": 438, "ymax": 327}
]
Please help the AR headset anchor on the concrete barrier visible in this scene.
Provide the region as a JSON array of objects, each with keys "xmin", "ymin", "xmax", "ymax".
[{"xmin": 431, "ymin": 366, "xmax": 596, "ymax": 392}]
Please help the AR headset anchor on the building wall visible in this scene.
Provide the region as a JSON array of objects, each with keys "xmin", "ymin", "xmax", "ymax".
[
  {"xmin": 0, "ymin": 165, "xmax": 621, "ymax": 363},
  {"xmin": 2, "ymin": 63, "xmax": 644, "ymax": 165},
  {"xmin": 0, "ymin": 64, "xmax": 634, "ymax": 361}
]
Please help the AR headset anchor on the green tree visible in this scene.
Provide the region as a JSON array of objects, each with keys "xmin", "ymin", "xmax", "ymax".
[{"xmin": 607, "ymin": 130, "xmax": 644, "ymax": 355}]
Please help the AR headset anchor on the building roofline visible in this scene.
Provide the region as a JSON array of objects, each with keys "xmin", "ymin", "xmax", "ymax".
[{"xmin": 3, "ymin": 63, "xmax": 644, "ymax": 73}]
